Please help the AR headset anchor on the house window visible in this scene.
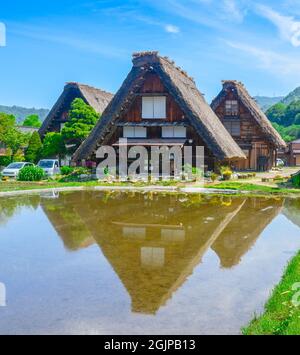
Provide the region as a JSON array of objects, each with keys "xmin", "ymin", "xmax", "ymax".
[
  {"xmin": 225, "ymin": 100, "xmax": 239, "ymax": 116},
  {"xmin": 162, "ymin": 126, "xmax": 186, "ymax": 138},
  {"xmin": 224, "ymin": 120, "xmax": 241, "ymax": 136},
  {"xmin": 123, "ymin": 126, "xmax": 147, "ymax": 138},
  {"xmin": 142, "ymin": 96, "xmax": 166, "ymax": 119}
]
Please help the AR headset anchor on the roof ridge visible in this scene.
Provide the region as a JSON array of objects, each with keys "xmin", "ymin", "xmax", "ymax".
[
  {"xmin": 132, "ymin": 51, "xmax": 195, "ymax": 83},
  {"xmin": 65, "ymin": 82, "xmax": 113, "ymax": 96}
]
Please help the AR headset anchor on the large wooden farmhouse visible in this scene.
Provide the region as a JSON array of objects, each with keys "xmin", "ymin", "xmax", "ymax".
[
  {"xmin": 39, "ymin": 82, "xmax": 113, "ymax": 137},
  {"xmin": 211, "ymin": 81, "xmax": 286, "ymax": 171},
  {"xmin": 73, "ymin": 52, "xmax": 245, "ymax": 171}
]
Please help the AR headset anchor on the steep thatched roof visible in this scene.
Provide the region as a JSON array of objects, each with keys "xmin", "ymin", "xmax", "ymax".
[
  {"xmin": 211, "ymin": 80, "xmax": 286, "ymax": 149},
  {"xmin": 39, "ymin": 82, "xmax": 113, "ymax": 136},
  {"xmin": 73, "ymin": 52, "xmax": 246, "ymax": 161}
]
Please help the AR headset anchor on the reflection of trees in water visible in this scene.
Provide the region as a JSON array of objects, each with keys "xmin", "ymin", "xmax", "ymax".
[
  {"xmin": 283, "ymin": 199, "xmax": 300, "ymax": 229},
  {"xmin": 0, "ymin": 195, "xmax": 40, "ymax": 226},
  {"xmin": 41, "ymin": 191, "xmax": 284, "ymax": 314}
]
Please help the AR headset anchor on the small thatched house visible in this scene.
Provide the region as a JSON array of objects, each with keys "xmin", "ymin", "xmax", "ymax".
[
  {"xmin": 211, "ymin": 81, "xmax": 286, "ymax": 171},
  {"xmin": 73, "ymin": 52, "xmax": 245, "ymax": 171},
  {"xmin": 287, "ymin": 139, "xmax": 300, "ymax": 166},
  {"xmin": 39, "ymin": 82, "xmax": 113, "ymax": 137}
]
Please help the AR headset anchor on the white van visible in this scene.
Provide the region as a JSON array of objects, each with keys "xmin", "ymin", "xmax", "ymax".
[{"xmin": 37, "ymin": 159, "xmax": 60, "ymax": 177}]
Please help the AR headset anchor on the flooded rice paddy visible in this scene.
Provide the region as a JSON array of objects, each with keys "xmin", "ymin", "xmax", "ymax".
[{"xmin": 0, "ymin": 191, "xmax": 300, "ymax": 334}]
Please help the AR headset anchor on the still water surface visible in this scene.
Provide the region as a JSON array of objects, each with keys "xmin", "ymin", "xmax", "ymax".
[{"xmin": 0, "ymin": 191, "xmax": 300, "ymax": 335}]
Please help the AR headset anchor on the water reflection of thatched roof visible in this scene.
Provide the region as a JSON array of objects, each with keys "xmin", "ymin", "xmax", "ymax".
[
  {"xmin": 75, "ymin": 194, "xmax": 246, "ymax": 314},
  {"xmin": 40, "ymin": 192, "xmax": 282, "ymax": 314},
  {"xmin": 211, "ymin": 198, "xmax": 283, "ymax": 268},
  {"xmin": 283, "ymin": 199, "xmax": 300, "ymax": 229},
  {"xmin": 41, "ymin": 197, "xmax": 95, "ymax": 251}
]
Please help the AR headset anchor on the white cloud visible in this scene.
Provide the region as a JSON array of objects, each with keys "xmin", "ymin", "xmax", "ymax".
[
  {"xmin": 226, "ymin": 40, "xmax": 300, "ymax": 75},
  {"xmin": 150, "ymin": 0, "xmax": 247, "ymax": 29},
  {"xmin": 165, "ymin": 24, "xmax": 180, "ymax": 33},
  {"xmin": 222, "ymin": 0, "xmax": 245, "ymax": 23},
  {"xmin": 10, "ymin": 23, "xmax": 128, "ymax": 59},
  {"xmin": 256, "ymin": 4, "xmax": 300, "ymax": 47}
]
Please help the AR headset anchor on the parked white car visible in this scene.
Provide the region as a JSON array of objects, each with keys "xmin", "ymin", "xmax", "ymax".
[
  {"xmin": 276, "ymin": 158, "xmax": 285, "ymax": 167},
  {"xmin": 37, "ymin": 159, "xmax": 60, "ymax": 177},
  {"xmin": 2, "ymin": 162, "xmax": 34, "ymax": 179}
]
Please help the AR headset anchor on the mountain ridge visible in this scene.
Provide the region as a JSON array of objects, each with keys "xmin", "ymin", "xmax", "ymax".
[
  {"xmin": 0, "ymin": 104, "xmax": 49, "ymax": 123},
  {"xmin": 254, "ymin": 96, "xmax": 284, "ymax": 112}
]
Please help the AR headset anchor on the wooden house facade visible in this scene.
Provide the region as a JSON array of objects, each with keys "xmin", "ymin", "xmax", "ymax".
[
  {"xmin": 287, "ymin": 139, "xmax": 300, "ymax": 166},
  {"xmin": 39, "ymin": 82, "xmax": 113, "ymax": 137},
  {"xmin": 73, "ymin": 52, "xmax": 246, "ymax": 171},
  {"xmin": 211, "ymin": 81, "xmax": 286, "ymax": 171}
]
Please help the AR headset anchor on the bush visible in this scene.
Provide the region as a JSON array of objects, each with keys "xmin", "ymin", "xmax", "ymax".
[
  {"xmin": 18, "ymin": 166, "xmax": 45, "ymax": 181},
  {"xmin": 220, "ymin": 166, "xmax": 233, "ymax": 181},
  {"xmin": 60, "ymin": 166, "xmax": 74, "ymax": 176},
  {"xmin": 59, "ymin": 167, "xmax": 91, "ymax": 182},
  {"xmin": 0, "ymin": 156, "xmax": 11, "ymax": 168},
  {"xmin": 292, "ymin": 174, "xmax": 300, "ymax": 188},
  {"xmin": 211, "ymin": 173, "xmax": 219, "ymax": 182}
]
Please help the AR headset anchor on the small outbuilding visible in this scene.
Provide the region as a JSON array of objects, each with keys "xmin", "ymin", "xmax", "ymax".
[
  {"xmin": 39, "ymin": 82, "xmax": 113, "ymax": 137},
  {"xmin": 211, "ymin": 81, "xmax": 286, "ymax": 171}
]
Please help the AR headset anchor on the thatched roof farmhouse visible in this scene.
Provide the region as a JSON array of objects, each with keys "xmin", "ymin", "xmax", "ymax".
[{"xmin": 73, "ymin": 52, "xmax": 245, "ymax": 169}]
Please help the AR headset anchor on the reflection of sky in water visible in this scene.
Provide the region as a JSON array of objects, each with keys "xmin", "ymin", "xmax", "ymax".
[{"xmin": 0, "ymin": 192, "xmax": 299, "ymax": 335}]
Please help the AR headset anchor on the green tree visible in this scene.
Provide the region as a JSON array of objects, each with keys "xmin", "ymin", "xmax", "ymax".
[
  {"xmin": 266, "ymin": 103, "xmax": 287, "ymax": 125},
  {"xmin": 0, "ymin": 113, "xmax": 29, "ymax": 162},
  {"xmin": 23, "ymin": 114, "xmax": 42, "ymax": 128},
  {"xmin": 0, "ymin": 112, "xmax": 16, "ymax": 139},
  {"xmin": 42, "ymin": 132, "xmax": 66, "ymax": 160},
  {"xmin": 273, "ymin": 122, "xmax": 300, "ymax": 142},
  {"xmin": 5, "ymin": 129, "xmax": 29, "ymax": 161},
  {"xmin": 285, "ymin": 100, "xmax": 300, "ymax": 126},
  {"xmin": 295, "ymin": 113, "xmax": 300, "ymax": 125},
  {"xmin": 61, "ymin": 98, "xmax": 99, "ymax": 152},
  {"xmin": 25, "ymin": 131, "xmax": 43, "ymax": 163}
]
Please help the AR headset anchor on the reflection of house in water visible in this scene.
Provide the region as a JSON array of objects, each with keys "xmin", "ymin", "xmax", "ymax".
[
  {"xmin": 211, "ymin": 198, "xmax": 283, "ymax": 268},
  {"xmin": 41, "ymin": 195, "xmax": 96, "ymax": 251},
  {"xmin": 41, "ymin": 192, "xmax": 283, "ymax": 314},
  {"xmin": 283, "ymin": 199, "xmax": 300, "ymax": 229}
]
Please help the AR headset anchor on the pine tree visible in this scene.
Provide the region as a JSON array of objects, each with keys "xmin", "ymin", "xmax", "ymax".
[
  {"xmin": 61, "ymin": 98, "xmax": 100, "ymax": 152},
  {"xmin": 25, "ymin": 131, "xmax": 43, "ymax": 163}
]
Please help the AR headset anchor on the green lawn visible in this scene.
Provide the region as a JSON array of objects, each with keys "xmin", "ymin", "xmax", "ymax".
[
  {"xmin": 243, "ymin": 251, "xmax": 300, "ymax": 335},
  {"xmin": 1, "ymin": 180, "xmax": 300, "ymax": 196},
  {"xmin": 208, "ymin": 182, "xmax": 300, "ymax": 195},
  {"xmin": 0, "ymin": 180, "xmax": 100, "ymax": 192},
  {"xmin": 0, "ymin": 179, "xmax": 180, "ymax": 193}
]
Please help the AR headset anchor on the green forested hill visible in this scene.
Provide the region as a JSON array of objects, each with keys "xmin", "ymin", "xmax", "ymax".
[
  {"xmin": 280, "ymin": 87, "xmax": 300, "ymax": 105},
  {"xmin": 254, "ymin": 96, "xmax": 284, "ymax": 111},
  {"xmin": 266, "ymin": 95, "xmax": 300, "ymax": 142},
  {"xmin": 0, "ymin": 105, "xmax": 49, "ymax": 123}
]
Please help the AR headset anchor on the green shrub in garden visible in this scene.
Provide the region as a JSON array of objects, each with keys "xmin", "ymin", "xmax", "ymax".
[
  {"xmin": 292, "ymin": 173, "xmax": 300, "ymax": 188},
  {"xmin": 0, "ymin": 156, "xmax": 11, "ymax": 168},
  {"xmin": 60, "ymin": 166, "xmax": 74, "ymax": 176},
  {"xmin": 18, "ymin": 166, "xmax": 45, "ymax": 181},
  {"xmin": 59, "ymin": 167, "xmax": 91, "ymax": 182}
]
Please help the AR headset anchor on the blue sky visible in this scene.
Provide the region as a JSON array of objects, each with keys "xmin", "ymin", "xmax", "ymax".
[{"xmin": 1, "ymin": 0, "xmax": 300, "ymax": 108}]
